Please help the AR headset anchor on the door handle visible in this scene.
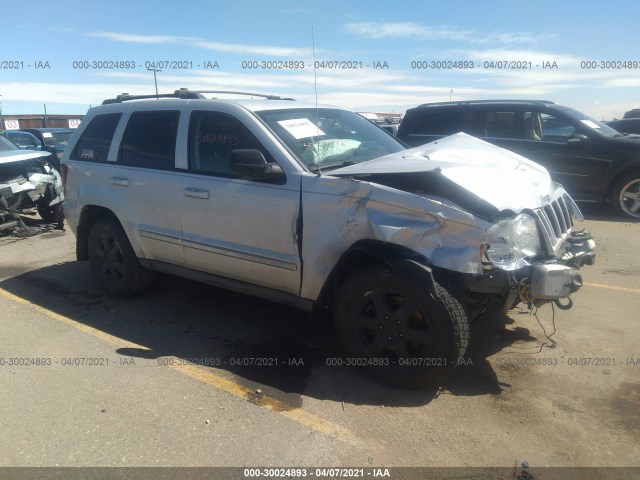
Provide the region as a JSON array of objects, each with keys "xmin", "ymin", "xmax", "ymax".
[
  {"xmin": 111, "ymin": 177, "xmax": 129, "ymax": 186},
  {"xmin": 183, "ymin": 187, "xmax": 209, "ymax": 199}
]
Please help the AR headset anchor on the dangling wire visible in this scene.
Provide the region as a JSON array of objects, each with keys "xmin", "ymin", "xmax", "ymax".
[{"xmin": 531, "ymin": 301, "xmax": 557, "ymax": 350}]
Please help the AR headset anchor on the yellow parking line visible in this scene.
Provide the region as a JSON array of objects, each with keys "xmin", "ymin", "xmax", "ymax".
[
  {"xmin": 173, "ymin": 362, "xmax": 365, "ymax": 446},
  {"xmin": 0, "ymin": 287, "xmax": 366, "ymax": 449},
  {"xmin": 584, "ymin": 282, "xmax": 640, "ymax": 294},
  {"xmin": 0, "ymin": 287, "xmax": 149, "ymax": 350}
]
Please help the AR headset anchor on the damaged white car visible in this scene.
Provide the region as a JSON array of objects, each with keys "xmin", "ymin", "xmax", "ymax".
[
  {"xmin": 0, "ymin": 134, "xmax": 64, "ymax": 228},
  {"xmin": 62, "ymin": 90, "xmax": 596, "ymax": 387}
]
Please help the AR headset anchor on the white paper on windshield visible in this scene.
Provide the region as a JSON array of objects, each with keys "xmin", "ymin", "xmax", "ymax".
[
  {"xmin": 278, "ymin": 118, "xmax": 325, "ymax": 139},
  {"xmin": 42, "ymin": 132, "xmax": 53, "ymax": 138},
  {"xmin": 581, "ymin": 120, "xmax": 601, "ymax": 129}
]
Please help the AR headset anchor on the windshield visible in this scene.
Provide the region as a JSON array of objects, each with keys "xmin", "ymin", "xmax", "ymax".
[
  {"xmin": 562, "ymin": 107, "xmax": 622, "ymax": 138},
  {"xmin": 42, "ymin": 131, "xmax": 73, "ymax": 147},
  {"xmin": 255, "ymin": 108, "xmax": 405, "ymax": 171}
]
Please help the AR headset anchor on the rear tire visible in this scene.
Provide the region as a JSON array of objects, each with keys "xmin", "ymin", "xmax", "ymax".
[
  {"xmin": 334, "ymin": 265, "xmax": 469, "ymax": 388},
  {"xmin": 88, "ymin": 217, "xmax": 153, "ymax": 296}
]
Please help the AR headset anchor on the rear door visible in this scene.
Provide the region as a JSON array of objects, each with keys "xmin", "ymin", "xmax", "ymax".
[{"xmin": 109, "ymin": 109, "xmax": 185, "ymax": 265}]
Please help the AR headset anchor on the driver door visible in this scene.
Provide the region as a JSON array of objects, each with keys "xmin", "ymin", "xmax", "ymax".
[{"xmin": 178, "ymin": 110, "xmax": 302, "ymax": 294}]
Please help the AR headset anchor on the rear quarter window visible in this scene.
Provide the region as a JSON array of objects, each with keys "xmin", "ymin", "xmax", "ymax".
[{"xmin": 70, "ymin": 113, "xmax": 122, "ymax": 162}]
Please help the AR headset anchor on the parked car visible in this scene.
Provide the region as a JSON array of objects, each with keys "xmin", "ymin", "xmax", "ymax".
[
  {"xmin": 3, "ymin": 130, "xmax": 43, "ymax": 150},
  {"xmin": 378, "ymin": 122, "xmax": 399, "ymax": 136},
  {"xmin": 358, "ymin": 113, "xmax": 399, "ymax": 135},
  {"xmin": 397, "ymin": 100, "xmax": 640, "ymax": 219},
  {"xmin": 20, "ymin": 128, "xmax": 74, "ymax": 171},
  {"xmin": 605, "ymin": 118, "xmax": 640, "ymax": 135},
  {"xmin": 62, "ymin": 89, "xmax": 595, "ymax": 388},
  {"xmin": 0, "ymin": 133, "xmax": 65, "ymax": 224}
]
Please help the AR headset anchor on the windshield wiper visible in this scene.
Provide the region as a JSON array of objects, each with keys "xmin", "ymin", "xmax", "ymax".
[{"xmin": 319, "ymin": 161, "xmax": 357, "ymax": 172}]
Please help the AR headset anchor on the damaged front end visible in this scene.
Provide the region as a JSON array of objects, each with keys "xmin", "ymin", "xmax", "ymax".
[
  {"xmin": 473, "ymin": 192, "xmax": 596, "ymax": 314},
  {"xmin": 0, "ymin": 149, "xmax": 64, "ymax": 230},
  {"xmin": 328, "ymin": 133, "xmax": 596, "ymax": 316}
]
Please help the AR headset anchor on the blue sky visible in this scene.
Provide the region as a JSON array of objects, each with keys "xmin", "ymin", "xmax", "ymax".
[{"xmin": 1, "ymin": 0, "xmax": 639, "ymax": 120}]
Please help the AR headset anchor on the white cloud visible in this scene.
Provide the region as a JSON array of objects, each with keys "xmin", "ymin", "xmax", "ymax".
[
  {"xmin": 88, "ymin": 31, "xmax": 312, "ymax": 57},
  {"xmin": 89, "ymin": 32, "xmax": 177, "ymax": 44},
  {"xmin": 343, "ymin": 22, "xmax": 556, "ymax": 45}
]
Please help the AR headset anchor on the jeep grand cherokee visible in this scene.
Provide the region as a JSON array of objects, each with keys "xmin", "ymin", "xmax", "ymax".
[{"xmin": 61, "ymin": 90, "xmax": 595, "ymax": 387}]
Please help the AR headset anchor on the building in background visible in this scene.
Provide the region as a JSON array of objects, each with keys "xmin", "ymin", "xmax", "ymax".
[{"xmin": 2, "ymin": 114, "xmax": 84, "ymax": 131}]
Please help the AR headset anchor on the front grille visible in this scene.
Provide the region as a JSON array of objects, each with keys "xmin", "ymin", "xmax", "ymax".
[{"xmin": 532, "ymin": 194, "xmax": 574, "ymax": 255}]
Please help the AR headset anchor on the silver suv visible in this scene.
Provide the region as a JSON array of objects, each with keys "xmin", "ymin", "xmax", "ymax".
[{"xmin": 61, "ymin": 89, "xmax": 596, "ymax": 387}]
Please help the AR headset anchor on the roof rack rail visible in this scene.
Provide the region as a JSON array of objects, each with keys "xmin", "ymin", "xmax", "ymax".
[
  {"xmin": 102, "ymin": 88, "xmax": 295, "ymax": 105},
  {"xmin": 416, "ymin": 99, "xmax": 556, "ymax": 108},
  {"xmin": 192, "ymin": 90, "xmax": 295, "ymax": 100},
  {"xmin": 101, "ymin": 89, "xmax": 205, "ymax": 104}
]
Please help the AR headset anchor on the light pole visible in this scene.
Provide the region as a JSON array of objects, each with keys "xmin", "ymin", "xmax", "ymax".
[{"xmin": 147, "ymin": 68, "xmax": 161, "ymax": 98}]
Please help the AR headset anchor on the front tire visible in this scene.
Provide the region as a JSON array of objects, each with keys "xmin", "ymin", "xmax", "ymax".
[
  {"xmin": 334, "ymin": 266, "xmax": 469, "ymax": 388},
  {"xmin": 612, "ymin": 174, "xmax": 640, "ymax": 219},
  {"xmin": 38, "ymin": 203, "xmax": 64, "ymax": 224},
  {"xmin": 88, "ymin": 217, "xmax": 153, "ymax": 296}
]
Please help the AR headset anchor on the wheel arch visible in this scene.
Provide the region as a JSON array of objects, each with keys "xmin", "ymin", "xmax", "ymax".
[
  {"xmin": 76, "ymin": 205, "xmax": 122, "ymax": 261},
  {"xmin": 606, "ymin": 165, "xmax": 640, "ymax": 200},
  {"xmin": 315, "ymin": 239, "xmax": 438, "ymax": 312}
]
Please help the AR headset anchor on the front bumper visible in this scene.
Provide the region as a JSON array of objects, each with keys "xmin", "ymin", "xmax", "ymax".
[
  {"xmin": 520, "ymin": 228, "xmax": 595, "ymax": 308},
  {"xmin": 459, "ymin": 229, "xmax": 596, "ymax": 312},
  {"xmin": 529, "ymin": 229, "xmax": 595, "ymax": 301}
]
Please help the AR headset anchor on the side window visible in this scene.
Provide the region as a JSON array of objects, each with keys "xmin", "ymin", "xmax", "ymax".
[
  {"xmin": 70, "ymin": 113, "xmax": 121, "ymax": 162},
  {"xmin": 483, "ymin": 111, "xmax": 517, "ymax": 139},
  {"xmin": 119, "ymin": 110, "xmax": 179, "ymax": 169},
  {"xmin": 410, "ymin": 110, "xmax": 467, "ymax": 136},
  {"xmin": 540, "ymin": 114, "xmax": 576, "ymax": 142},
  {"xmin": 188, "ymin": 111, "xmax": 273, "ymax": 177}
]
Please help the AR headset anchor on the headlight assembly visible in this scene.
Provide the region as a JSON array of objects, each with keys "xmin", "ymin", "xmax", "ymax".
[{"xmin": 483, "ymin": 213, "xmax": 541, "ymax": 271}]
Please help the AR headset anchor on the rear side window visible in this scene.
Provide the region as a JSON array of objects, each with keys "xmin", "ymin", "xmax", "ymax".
[
  {"xmin": 409, "ymin": 110, "xmax": 473, "ymax": 136},
  {"xmin": 119, "ymin": 110, "xmax": 179, "ymax": 170},
  {"xmin": 70, "ymin": 113, "xmax": 121, "ymax": 162}
]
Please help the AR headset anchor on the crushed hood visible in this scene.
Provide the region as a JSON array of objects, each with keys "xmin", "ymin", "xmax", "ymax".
[
  {"xmin": 331, "ymin": 133, "xmax": 556, "ymax": 214},
  {"xmin": 0, "ymin": 149, "xmax": 51, "ymax": 165}
]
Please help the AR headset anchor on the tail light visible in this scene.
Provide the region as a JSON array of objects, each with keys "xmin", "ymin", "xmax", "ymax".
[{"xmin": 60, "ymin": 164, "xmax": 68, "ymax": 196}]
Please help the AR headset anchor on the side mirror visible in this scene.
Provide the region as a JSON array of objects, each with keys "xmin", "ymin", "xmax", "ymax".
[
  {"xmin": 567, "ymin": 134, "xmax": 589, "ymax": 145},
  {"xmin": 229, "ymin": 149, "xmax": 285, "ymax": 184}
]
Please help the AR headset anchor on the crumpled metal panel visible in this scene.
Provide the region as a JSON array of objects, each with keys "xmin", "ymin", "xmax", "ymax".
[
  {"xmin": 299, "ymin": 173, "xmax": 492, "ymax": 300},
  {"xmin": 331, "ymin": 133, "xmax": 556, "ymax": 213},
  {"xmin": 0, "ymin": 149, "xmax": 51, "ymax": 165},
  {"xmin": 0, "ymin": 164, "xmax": 64, "ymax": 209}
]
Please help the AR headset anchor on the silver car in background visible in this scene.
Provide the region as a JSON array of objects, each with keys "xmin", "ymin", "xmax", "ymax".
[{"xmin": 0, "ymin": 134, "xmax": 65, "ymax": 226}]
